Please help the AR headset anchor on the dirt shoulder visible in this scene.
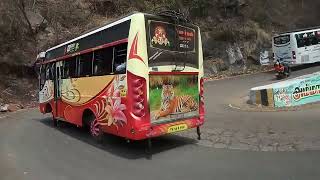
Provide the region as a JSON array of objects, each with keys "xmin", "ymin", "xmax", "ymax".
[{"xmin": 0, "ymin": 75, "xmax": 37, "ymax": 110}]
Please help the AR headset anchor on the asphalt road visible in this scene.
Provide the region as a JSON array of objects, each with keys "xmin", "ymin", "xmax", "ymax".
[
  {"xmin": 202, "ymin": 64, "xmax": 320, "ymax": 150},
  {"xmin": 1, "ymin": 64, "xmax": 320, "ymax": 180}
]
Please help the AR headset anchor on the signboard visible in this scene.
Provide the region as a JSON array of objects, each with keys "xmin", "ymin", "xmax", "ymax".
[
  {"xmin": 273, "ymin": 74, "xmax": 320, "ymax": 107},
  {"xmin": 149, "ymin": 20, "xmax": 195, "ymax": 52}
]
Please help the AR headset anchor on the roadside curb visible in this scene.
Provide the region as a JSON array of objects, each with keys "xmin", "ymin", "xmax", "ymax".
[
  {"xmin": 249, "ymin": 88, "xmax": 274, "ymax": 107},
  {"xmin": 248, "ymin": 71, "xmax": 320, "ymax": 108}
]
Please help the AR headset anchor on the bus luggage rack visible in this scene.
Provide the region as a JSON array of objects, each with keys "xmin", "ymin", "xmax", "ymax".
[{"xmin": 156, "ymin": 9, "xmax": 191, "ymax": 23}]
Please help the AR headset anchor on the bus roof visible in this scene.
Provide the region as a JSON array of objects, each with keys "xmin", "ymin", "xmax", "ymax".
[
  {"xmin": 45, "ymin": 11, "xmax": 199, "ymax": 56},
  {"xmin": 46, "ymin": 12, "xmax": 140, "ymax": 53},
  {"xmin": 276, "ymin": 26, "xmax": 320, "ymax": 36}
]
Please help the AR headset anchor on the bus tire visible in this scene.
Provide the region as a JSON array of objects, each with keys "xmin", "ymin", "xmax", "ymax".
[
  {"xmin": 86, "ymin": 113, "xmax": 103, "ymax": 143},
  {"xmin": 90, "ymin": 118, "xmax": 103, "ymax": 143}
]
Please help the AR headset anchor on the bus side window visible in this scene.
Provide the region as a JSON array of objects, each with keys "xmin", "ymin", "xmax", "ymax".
[
  {"xmin": 296, "ymin": 35, "xmax": 304, "ymax": 48},
  {"xmin": 63, "ymin": 60, "xmax": 70, "ymax": 78},
  {"xmin": 113, "ymin": 43, "xmax": 127, "ymax": 74},
  {"xmin": 78, "ymin": 52, "xmax": 93, "ymax": 77},
  {"xmin": 303, "ymin": 37, "xmax": 311, "ymax": 47},
  {"xmin": 311, "ymin": 34, "xmax": 318, "ymax": 45},
  {"xmin": 316, "ymin": 31, "xmax": 320, "ymax": 44},
  {"xmin": 45, "ymin": 63, "xmax": 54, "ymax": 80},
  {"xmin": 63, "ymin": 58, "xmax": 77, "ymax": 78},
  {"xmin": 93, "ymin": 48, "xmax": 113, "ymax": 76},
  {"xmin": 40, "ymin": 65, "xmax": 46, "ymax": 90},
  {"xmin": 45, "ymin": 64, "xmax": 50, "ymax": 80}
]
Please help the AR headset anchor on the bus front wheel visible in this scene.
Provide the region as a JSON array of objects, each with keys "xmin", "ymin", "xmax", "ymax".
[{"xmin": 89, "ymin": 117, "xmax": 104, "ymax": 143}]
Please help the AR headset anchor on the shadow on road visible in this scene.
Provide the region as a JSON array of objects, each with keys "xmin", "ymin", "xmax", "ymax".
[
  {"xmin": 291, "ymin": 61, "xmax": 320, "ymax": 71},
  {"xmin": 39, "ymin": 117, "xmax": 197, "ymax": 160}
]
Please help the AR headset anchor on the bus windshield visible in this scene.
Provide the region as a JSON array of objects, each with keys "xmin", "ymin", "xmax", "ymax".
[
  {"xmin": 273, "ymin": 35, "xmax": 290, "ymax": 45},
  {"xmin": 147, "ymin": 19, "xmax": 199, "ymax": 68}
]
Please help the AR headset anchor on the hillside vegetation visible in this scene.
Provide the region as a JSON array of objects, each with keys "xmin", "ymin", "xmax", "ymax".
[{"xmin": 0, "ymin": 0, "xmax": 319, "ymax": 106}]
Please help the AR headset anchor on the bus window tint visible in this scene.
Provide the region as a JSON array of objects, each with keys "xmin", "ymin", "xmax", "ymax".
[
  {"xmin": 296, "ymin": 32, "xmax": 319, "ymax": 48},
  {"xmin": 46, "ymin": 63, "xmax": 54, "ymax": 80},
  {"xmin": 40, "ymin": 65, "xmax": 46, "ymax": 89},
  {"xmin": 63, "ymin": 58, "xmax": 77, "ymax": 78},
  {"xmin": 93, "ymin": 48, "xmax": 113, "ymax": 76},
  {"xmin": 43, "ymin": 63, "xmax": 54, "ymax": 80},
  {"xmin": 78, "ymin": 53, "xmax": 93, "ymax": 77},
  {"xmin": 311, "ymin": 32, "xmax": 319, "ymax": 45},
  {"xmin": 295, "ymin": 34, "xmax": 304, "ymax": 48},
  {"xmin": 303, "ymin": 34, "xmax": 312, "ymax": 46},
  {"xmin": 114, "ymin": 43, "xmax": 127, "ymax": 74},
  {"xmin": 273, "ymin": 35, "xmax": 290, "ymax": 45},
  {"xmin": 45, "ymin": 64, "xmax": 50, "ymax": 80},
  {"xmin": 316, "ymin": 31, "xmax": 320, "ymax": 43}
]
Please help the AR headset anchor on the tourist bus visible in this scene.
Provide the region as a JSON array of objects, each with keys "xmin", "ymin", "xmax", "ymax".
[
  {"xmin": 272, "ymin": 27, "xmax": 320, "ymax": 65},
  {"xmin": 37, "ymin": 12, "xmax": 205, "ymax": 142}
]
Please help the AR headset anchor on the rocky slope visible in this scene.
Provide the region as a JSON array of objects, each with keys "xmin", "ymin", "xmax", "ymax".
[{"xmin": 0, "ymin": 0, "xmax": 320, "ymax": 107}]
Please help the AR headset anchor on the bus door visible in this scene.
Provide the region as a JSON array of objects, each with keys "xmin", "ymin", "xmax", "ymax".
[{"xmin": 54, "ymin": 61, "xmax": 63, "ymax": 117}]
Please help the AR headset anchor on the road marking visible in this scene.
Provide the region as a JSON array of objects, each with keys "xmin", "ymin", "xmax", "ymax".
[{"xmin": 0, "ymin": 116, "xmax": 8, "ymax": 119}]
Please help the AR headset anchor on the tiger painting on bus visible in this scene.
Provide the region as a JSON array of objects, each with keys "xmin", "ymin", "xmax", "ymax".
[
  {"xmin": 154, "ymin": 84, "xmax": 198, "ymax": 119},
  {"xmin": 150, "ymin": 75, "xmax": 199, "ymax": 123}
]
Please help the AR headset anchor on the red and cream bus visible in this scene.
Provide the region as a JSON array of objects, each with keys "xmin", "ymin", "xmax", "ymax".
[{"xmin": 38, "ymin": 12, "xmax": 205, "ymax": 143}]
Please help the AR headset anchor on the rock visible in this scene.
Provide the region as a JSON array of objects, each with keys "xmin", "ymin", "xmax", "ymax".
[
  {"xmin": 26, "ymin": 10, "xmax": 48, "ymax": 31},
  {"xmin": 219, "ymin": 0, "xmax": 246, "ymax": 16},
  {"xmin": 247, "ymin": 55, "xmax": 260, "ymax": 65},
  {"xmin": 0, "ymin": 104, "xmax": 9, "ymax": 112},
  {"xmin": 226, "ymin": 43, "xmax": 245, "ymax": 71},
  {"xmin": 1, "ymin": 104, "xmax": 23, "ymax": 112},
  {"xmin": 204, "ymin": 58, "xmax": 228, "ymax": 76}
]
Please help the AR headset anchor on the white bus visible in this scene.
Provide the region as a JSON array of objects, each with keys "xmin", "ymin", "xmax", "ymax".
[{"xmin": 272, "ymin": 27, "xmax": 320, "ymax": 65}]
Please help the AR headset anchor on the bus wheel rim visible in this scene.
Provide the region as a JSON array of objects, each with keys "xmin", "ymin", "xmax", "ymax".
[{"xmin": 90, "ymin": 119, "xmax": 100, "ymax": 137}]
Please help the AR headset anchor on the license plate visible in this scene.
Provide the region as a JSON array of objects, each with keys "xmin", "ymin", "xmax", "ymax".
[{"xmin": 167, "ymin": 124, "xmax": 188, "ymax": 133}]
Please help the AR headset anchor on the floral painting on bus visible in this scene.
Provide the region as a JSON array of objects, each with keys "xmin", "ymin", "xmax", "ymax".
[
  {"xmin": 93, "ymin": 75, "xmax": 127, "ymax": 129},
  {"xmin": 149, "ymin": 74, "xmax": 199, "ymax": 123}
]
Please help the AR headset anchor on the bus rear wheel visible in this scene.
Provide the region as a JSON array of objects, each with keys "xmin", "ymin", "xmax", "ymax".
[{"xmin": 89, "ymin": 118, "xmax": 103, "ymax": 143}]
